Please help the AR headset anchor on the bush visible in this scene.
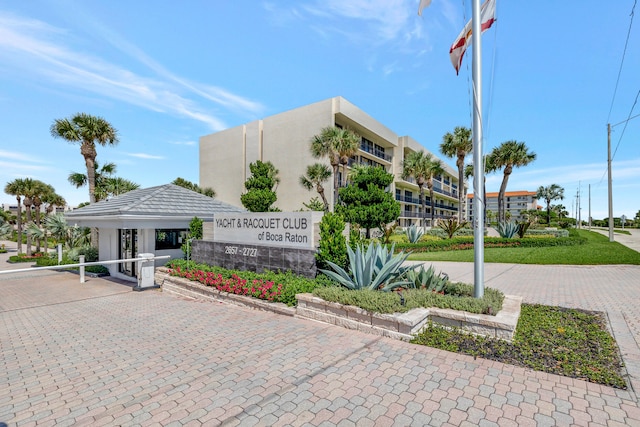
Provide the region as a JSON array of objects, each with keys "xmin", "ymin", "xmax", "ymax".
[
  {"xmin": 166, "ymin": 259, "xmax": 329, "ymax": 306},
  {"xmin": 393, "ymin": 233, "xmax": 585, "ymax": 253},
  {"xmin": 313, "ymin": 282, "xmax": 503, "ymax": 315},
  {"xmin": 316, "ymin": 212, "xmax": 348, "ymax": 270},
  {"xmin": 9, "ymin": 252, "xmax": 48, "ymax": 263}
]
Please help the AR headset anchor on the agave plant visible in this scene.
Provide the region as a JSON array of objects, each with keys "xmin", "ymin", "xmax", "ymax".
[
  {"xmin": 405, "ymin": 224, "xmax": 424, "ymax": 243},
  {"xmin": 319, "ymin": 242, "xmax": 417, "ymax": 291},
  {"xmin": 404, "ymin": 264, "xmax": 449, "ymax": 293},
  {"xmin": 497, "ymin": 221, "xmax": 519, "ymax": 238}
]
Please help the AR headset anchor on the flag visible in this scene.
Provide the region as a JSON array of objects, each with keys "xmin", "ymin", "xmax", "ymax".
[
  {"xmin": 449, "ymin": 0, "xmax": 496, "ymax": 74},
  {"xmin": 417, "ymin": 0, "xmax": 432, "ymax": 16}
]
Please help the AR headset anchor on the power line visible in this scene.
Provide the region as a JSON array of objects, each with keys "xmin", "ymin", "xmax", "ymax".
[
  {"xmin": 612, "ymin": 88, "xmax": 640, "ymax": 161},
  {"xmin": 606, "ymin": 0, "xmax": 637, "ymax": 124}
]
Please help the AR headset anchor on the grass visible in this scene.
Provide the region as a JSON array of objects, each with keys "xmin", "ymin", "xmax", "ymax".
[
  {"xmin": 412, "ymin": 304, "xmax": 627, "ymax": 389},
  {"xmin": 407, "ymin": 230, "xmax": 640, "ymax": 265}
]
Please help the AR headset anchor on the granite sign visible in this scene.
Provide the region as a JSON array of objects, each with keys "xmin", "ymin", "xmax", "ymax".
[
  {"xmin": 192, "ymin": 212, "xmax": 324, "ymax": 278},
  {"xmin": 213, "ymin": 212, "xmax": 322, "ymax": 249}
]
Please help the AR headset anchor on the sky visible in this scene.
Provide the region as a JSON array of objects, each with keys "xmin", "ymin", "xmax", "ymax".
[{"xmin": 1, "ymin": 0, "xmax": 639, "ymax": 221}]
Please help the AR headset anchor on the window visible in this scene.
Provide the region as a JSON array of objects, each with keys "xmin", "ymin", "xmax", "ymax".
[{"xmin": 155, "ymin": 229, "xmax": 188, "ymax": 250}]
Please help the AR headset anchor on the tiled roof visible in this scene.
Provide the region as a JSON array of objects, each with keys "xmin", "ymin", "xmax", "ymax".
[
  {"xmin": 467, "ymin": 191, "xmax": 537, "ymax": 199},
  {"xmin": 65, "ymin": 184, "xmax": 245, "ymax": 218}
]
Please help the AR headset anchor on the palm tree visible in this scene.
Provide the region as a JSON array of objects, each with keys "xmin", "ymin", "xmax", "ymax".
[
  {"xmin": 402, "ymin": 151, "xmax": 429, "ymax": 227},
  {"xmin": 440, "ymin": 126, "xmax": 472, "ymax": 222},
  {"xmin": 51, "ymin": 113, "xmax": 119, "ymax": 246},
  {"xmin": 20, "ymin": 178, "xmax": 40, "ymax": 256},
  {"xmin": 68, "ymin": 161, "xmax": 117, "ymax": 202},
  {"xmin": 424, "ymin": 156, "xmax": 445, "ymax": 227},
  {"xmin": 102, "ymin": 177, "xmax": 140, "ymax": 198},
  {"xmin": 489, "ymin": 141, "xmax": 536, "ymax": 223},
  {"xmin": 31, "ymin": 181, "xmax": 55, "ymax": 252},
  {"xmin": 464, "ymin": 155, "xmax": 497, "ymax": 226},
  {"xmin": 537, "ymin": 184, "xmax": 565, "ymax": 225},
  {"xmin": 402, "ymin": 151, "xmax": 443, "ymax": 227},
  {"xmin": 299, "ymin": 163, "xmax": 332, "ymax": 211},
  {"xmin": 4, "ymin": 178, "xmax": 27, "ymax": 253},
  {"xmin": 172, "ymin": 177, "xmax": 215, "ymax": 198},
  {"xmin": 310, "ymin": 126, "xmax": 360, "ymax": 208}
]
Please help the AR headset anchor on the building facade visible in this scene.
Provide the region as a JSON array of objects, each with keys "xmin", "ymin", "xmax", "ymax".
[
  {"xmin": 200, "ymin": 97, "xmax": 463, "ymax": 227},
  {"xmin": 466, "ymin": 191, "xmax": 539, "ymax": 223}
]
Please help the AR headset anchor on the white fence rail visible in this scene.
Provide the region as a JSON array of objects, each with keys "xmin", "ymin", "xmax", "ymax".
[{"xmin": 0, "ymin": 254, "xmax": 171, "ymax": 290}]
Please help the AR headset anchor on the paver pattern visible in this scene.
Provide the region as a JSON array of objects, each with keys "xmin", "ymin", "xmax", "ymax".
[{"xmin": 1, "ymin": 240, "xmax": 640, "ymax": 426}]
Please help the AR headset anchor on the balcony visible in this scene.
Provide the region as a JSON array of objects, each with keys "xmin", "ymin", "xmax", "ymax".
[
  {"xmin": 396, "ymin": 195, "xmax": 458, "ymax": 212},
  {"xmin": 359, "ymin": 142, "xmax": 392, "ymax": 162}
]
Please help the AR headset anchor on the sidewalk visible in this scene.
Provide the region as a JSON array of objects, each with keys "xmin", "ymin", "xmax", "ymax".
[{"xmin": 2, "ymin": 239, "xmax": 640, "ymax": 425}]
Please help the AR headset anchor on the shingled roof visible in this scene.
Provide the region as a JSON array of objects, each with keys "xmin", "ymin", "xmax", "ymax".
[{"xmin": 65, "ymin": 184, "xmax": 245, "ymax": 219}]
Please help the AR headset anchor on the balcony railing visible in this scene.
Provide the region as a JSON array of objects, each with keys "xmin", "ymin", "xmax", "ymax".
[
  {"xmin": 396, "ymin": 195, "xmax": 458, "ymax": 212},
  {"xmin": 360, "ymin": 143, "xmax": 392, "ymax": 161},
  {"xmin": 400, "ymin": 178, "xmax": 458, "ymax": 198},
  {"xmin": 399, "ymin": 212, "xmax": 454, "ymax": 220}
]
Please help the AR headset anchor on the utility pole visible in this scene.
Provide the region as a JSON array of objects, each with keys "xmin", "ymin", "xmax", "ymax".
[
  {"xmin": 588, "ymin": 184, "xmax": 591, "ymax": 230},
  {"xmin": 607, "ymin": 123, "xmax": 614, "ymax": 242},
  {"xmin": 578, "ymin": 181, "xmax": 581, "ymax": 229}
]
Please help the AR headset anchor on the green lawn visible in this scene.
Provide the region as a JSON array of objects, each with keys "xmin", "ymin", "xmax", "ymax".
[{"xmin": 407, "ymin": 229, "xmax": 640, "ymax": 265}]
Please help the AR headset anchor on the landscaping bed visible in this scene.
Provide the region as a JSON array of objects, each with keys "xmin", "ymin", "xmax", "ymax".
[{"xmin": 159, "ymin": 259, "xmax": 627, "ymax": 389}]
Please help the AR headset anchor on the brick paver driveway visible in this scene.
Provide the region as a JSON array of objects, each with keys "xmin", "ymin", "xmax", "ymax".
[{"xmin": 1, "ymin": 266, "xmax": 640, "ymax": 426}]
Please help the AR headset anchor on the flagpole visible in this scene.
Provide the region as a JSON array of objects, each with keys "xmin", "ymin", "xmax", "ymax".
[{"xmin": 472, "ymin": 0, "xmax": 485, "ymax": 298}]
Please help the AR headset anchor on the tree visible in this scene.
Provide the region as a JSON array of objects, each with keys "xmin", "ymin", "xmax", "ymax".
[
  {"xmin": 4, "ymin": 178, "xmax": 27, "ymax": 253},
  {"xmin": 70, "ymin": 162, "xmax": 140, "ymax": 201},
  {"xmin": 337, "ymin": 165, "xmax": 400, "ymax": 238},
  {"xmin": 172, "ymin": 177, "xmax": 215, "ymax": 198},
  {"xmin": 488, "ymin": 141, "xmax": 536, "ymax": 223},
  {"xmin": 51, "ymin": 113, "xmax": 119, "ymax": 246},
  {"xmin": 299, "ymin": 163, "xmax": 332, "ymax": 211},
  {"xmin": 31, "ymin": 181, "xmax": 55, "ymax": 252},
  {"xmin": 20, "ymin": 178, "xmax": 41, "ymax": 256},
  {"xmin": 424, "ymin": 156, "xmax": 445, "ymax": 227},
  {"xmin": 310, "ymin": 126, "xmax": 360, "ymax": 207},
  {"xmin": 537, "ymin": 184, "xmax": 565, "ymax": 225},
  {"xmin": 464, "ymin": 154, "xmax": 497, "ymax": 226},
  {"xmin": 440, "ymin": 126, "xmax": 472, "ymax": 222},
  {"xmin": 240, "ymin": 161, "xmax": 279, "ymax": 212},
  {"xmin": 401, "ymin": 151, "xmax": 430, "ymax": 228}
]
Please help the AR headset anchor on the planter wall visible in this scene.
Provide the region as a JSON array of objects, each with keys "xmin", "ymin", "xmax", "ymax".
[{"xmin": 156, "ymin": 268, "xmax": 521, "ymax": 342}]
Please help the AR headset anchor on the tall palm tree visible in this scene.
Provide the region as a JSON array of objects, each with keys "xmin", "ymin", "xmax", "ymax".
[
  {"xmin": 489, "ymin": 141, "xmax": 537, "ymax": 223},
  {"xmin": 310, "ymin": 126, "xmax": 360, "ymax": 208},
  {"xmin": 31, "ymin": 181, "xmax": 55, "ymax": 252},
  {"xmin": 4, "ymin": 178, "xmax": 27, "ymax": 253},
  {"xmin": 20, "ymin": 178, "xmax": 39, "ymax": 256},
  {"xmin": 464, "ymin": 154, "xmax": 497, "ymax": 225},
  {"xmin": 537, "ymin": 184, "xmax": 565, "ymax": 225},
  {"xmin": 424, "ymin": 156, "xmax": 445, "ymax": 227},
  {"xmin": 299, "ymin": 163, "xmax": 332, "ymax": 211},
  {"xmin": 51, "ymin": 113, "xmax": 119, "ymax": 246},
  {"xmin": 402, "ymin": 151, "xmax": 443, "ymax": 227},
  {"xmin": 440, "ymin": 126, "xmax": 472, "ymax": 222},
  {"xmin": 402, "ymin": 151, "xmax": 429, "ymax": 227},
  {"xmin": 68, "ymin": 161, "xmax": 117, "ymax": 202}
]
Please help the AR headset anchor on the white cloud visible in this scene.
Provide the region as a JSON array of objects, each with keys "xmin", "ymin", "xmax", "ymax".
[
  {"xmin": 123, "ymin": 153, "xmax": 165, "ymax": 160},
  {"xmin": 168, "ymin": 141, "xmax": 196, "ymax": 146},
  {"xmin": 0, "ymin": 12, "xmax": 263, "ymax": 131},
  {"xmin": 0, "ymin": 150, "xmax": 48, "ymax": 163}
]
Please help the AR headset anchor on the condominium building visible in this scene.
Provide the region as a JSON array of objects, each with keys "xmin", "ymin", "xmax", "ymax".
[
  {"xmin": 200, "ymin": 96, "xmax": 463, "ymax": 227},
  {"xmin": 466, "ymin": 191, "xmax": 539, "ymax": 223}
]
